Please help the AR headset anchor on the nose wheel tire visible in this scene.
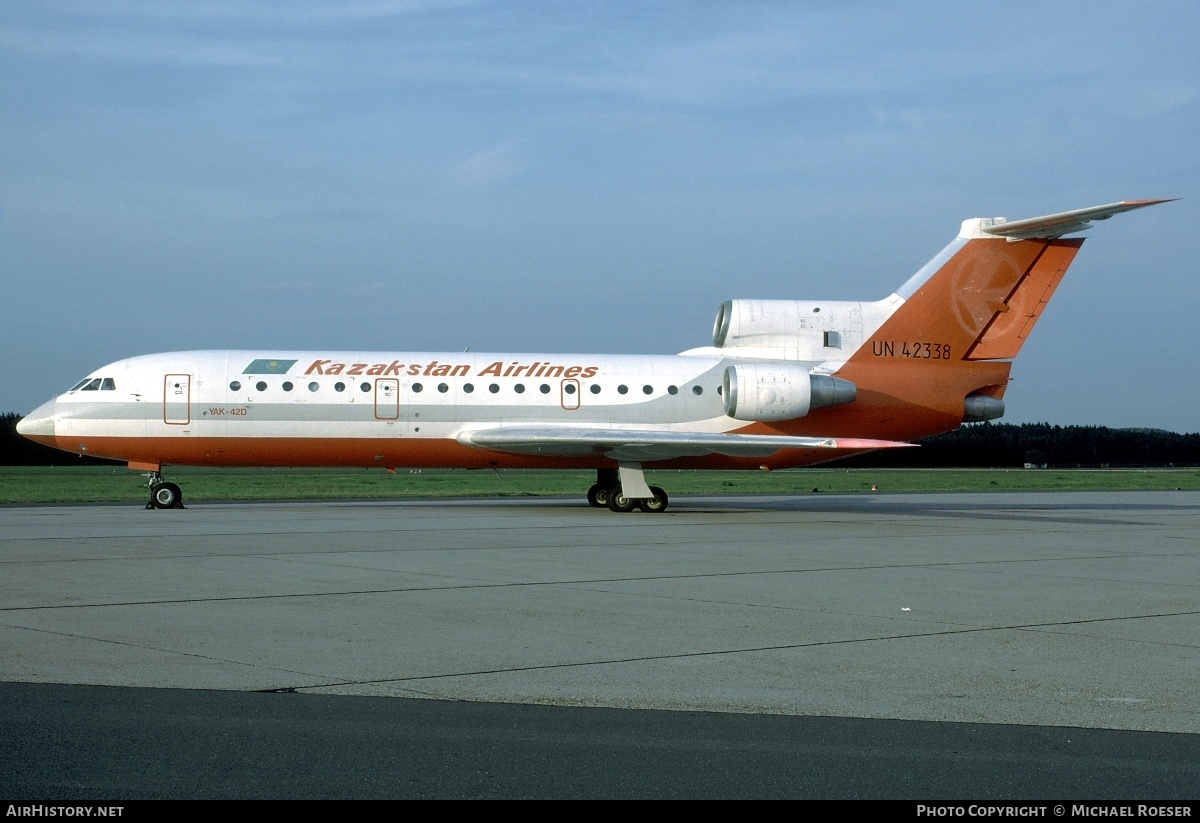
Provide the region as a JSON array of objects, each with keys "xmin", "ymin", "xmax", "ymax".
[{"xmin": 150, "ymin": 482, "xmax": 184, "ymax": 509}]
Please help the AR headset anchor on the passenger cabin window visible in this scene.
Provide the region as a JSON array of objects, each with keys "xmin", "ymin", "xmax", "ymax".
[{"xmin": 229, "ymin": 381, "xmax": 242, "ymax": 392}]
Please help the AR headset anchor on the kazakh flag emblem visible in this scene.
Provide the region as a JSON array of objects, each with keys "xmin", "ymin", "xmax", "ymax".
[{"xmin": 243, "ymin": 358, "xmax": 297, "ymax": 375}]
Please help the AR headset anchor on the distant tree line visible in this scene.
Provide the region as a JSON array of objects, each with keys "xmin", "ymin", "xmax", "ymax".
[
  {"xmin": 2, "ymin": 411, "xmax": 1198, "ymax": 468},
  {"xmin": 837, "ymin": 422, "xmax": 1200, "ymax": 468}
]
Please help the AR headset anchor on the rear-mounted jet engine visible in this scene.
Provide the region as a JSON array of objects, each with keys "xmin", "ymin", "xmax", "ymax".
[{"xmin": 723, "ymin": 364, "xmax": 856, "ymax": 422}]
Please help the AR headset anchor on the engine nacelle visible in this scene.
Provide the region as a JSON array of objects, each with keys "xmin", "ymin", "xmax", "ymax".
[
  {"xmin": 714, "ymin": 299, "xmax": 844, "ymax": 350},
  {"xmin": 723, "ymin": 364, "xmax": 856, "ymax": 422},
  {"xmin": 710, "ymin": 298, "xmax": 895, "ymax": 361}
]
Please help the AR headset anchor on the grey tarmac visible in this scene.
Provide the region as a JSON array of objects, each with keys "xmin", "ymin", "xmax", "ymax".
[{"xmin": 2, "ymin": 491, "xmax": 1198, "ymax": 798}]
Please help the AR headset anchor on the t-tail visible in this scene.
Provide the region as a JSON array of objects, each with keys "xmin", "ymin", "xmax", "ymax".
[{"xmin": 705, "ymin": 199, "xmax": 1175, "ymax": 443}]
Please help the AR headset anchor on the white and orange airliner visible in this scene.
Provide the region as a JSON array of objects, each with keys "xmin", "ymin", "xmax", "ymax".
[{"xmin": 18, "ymin": 199, "xmax": 1171, "ymax": 511}]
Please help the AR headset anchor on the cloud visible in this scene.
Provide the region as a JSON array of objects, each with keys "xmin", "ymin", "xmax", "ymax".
[
  {"xmin": 0, "ymin": 0, "xmax": 478, "ymax": 68},
  {"xmin": 0, "ymin": 24, "xmax": 279, "ymax": 67},
  {"xmin": 446, "ymin": 140, "xmax": 524, "ymax": 188}
]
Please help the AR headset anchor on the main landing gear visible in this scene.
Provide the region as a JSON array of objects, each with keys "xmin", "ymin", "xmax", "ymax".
[
  {"xmin": 145, "ymin": 472, "xmax": 185, "ymax": 510},
  {"xmin": 586, "ymin": 466, "xmax": 669, "ymax": 513}
]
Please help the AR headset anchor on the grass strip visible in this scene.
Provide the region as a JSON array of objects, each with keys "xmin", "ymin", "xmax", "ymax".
[{"xmin": 1, "ymin": 465, "xmax": 1198, "ymax": 505}]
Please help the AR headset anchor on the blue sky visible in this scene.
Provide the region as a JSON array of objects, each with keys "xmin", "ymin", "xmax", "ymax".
[{"xmin": 2, "ymin": 1, "xmax": 1197, "ymax": 431}]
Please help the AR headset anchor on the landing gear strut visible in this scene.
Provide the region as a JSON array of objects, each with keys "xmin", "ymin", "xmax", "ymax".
[
  {"xmin": 145, "ymin": 473, "xmax": 185, "ymax": 509},
  {"xmin": 586, "ymin": 466, "xmax": 669, "ymax": 513}
]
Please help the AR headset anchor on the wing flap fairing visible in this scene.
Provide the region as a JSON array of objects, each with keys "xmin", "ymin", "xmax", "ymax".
[{"xmin": 457, "ymin": 426, "xmax": 911, "ymax": 462}]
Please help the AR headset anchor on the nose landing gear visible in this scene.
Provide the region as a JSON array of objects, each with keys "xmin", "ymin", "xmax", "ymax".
[{"xmin": 144, "ymin": 473, "xmax": 185, "ymax": 509}]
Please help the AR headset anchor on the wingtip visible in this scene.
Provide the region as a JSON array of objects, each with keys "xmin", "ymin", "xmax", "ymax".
[{"xmin": 831, "ymin": 438, "xmax": 916, "ymax": 450}]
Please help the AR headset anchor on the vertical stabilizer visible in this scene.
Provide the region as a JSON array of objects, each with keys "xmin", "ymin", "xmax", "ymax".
[
  {"xmin": 862, "ymin": 234, "xmax": 1084, "ymax": 364},
  {"xmin": 793, "ymin": 200, "xmax": 1173, "ymax": 441}
]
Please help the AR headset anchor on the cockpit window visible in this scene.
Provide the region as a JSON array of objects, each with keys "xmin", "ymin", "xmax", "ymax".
[{"xmin": 67, "ymin": 377, "xmax": 116, "ymax": 392}]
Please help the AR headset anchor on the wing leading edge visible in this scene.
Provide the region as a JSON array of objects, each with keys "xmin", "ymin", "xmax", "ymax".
[{"xmin": 457, "ymin": 426, "xmax": 912, "ymax": 463}]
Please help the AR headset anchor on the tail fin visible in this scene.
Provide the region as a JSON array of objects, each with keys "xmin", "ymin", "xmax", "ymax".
[
  {"xmin": 805, "ymin": 200, "xmax": 1173, "ymax": 440},
  {"xmin": 865, "ymin": 200, "xmax": 1174, "ymax": 365},
  {"xmin": 864, "ymin": 233, "xmax": 1084, "ymax": 366}
]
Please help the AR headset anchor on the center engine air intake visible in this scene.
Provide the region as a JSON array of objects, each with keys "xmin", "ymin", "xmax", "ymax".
[{"xmin": 723, "ymin": 364, "xmax": 856, "ymax": 422}]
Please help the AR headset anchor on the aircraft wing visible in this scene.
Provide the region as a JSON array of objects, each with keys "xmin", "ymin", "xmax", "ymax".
[
  {"xmin": 457, "ymin": 426, "xmax": 912, "ymax": 462},
  {"xmin": 980, "ymin": 199, "xmax": 1177, "ymax": 241}
]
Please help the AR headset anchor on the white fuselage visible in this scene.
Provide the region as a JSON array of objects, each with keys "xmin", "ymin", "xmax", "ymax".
[{"xmin": 24, "ymin": 349, "xmax": 811, "ymax": 471}]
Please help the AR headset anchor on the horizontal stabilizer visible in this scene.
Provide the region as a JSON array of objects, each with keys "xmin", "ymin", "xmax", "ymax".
[
  {"xmin": 979, "ymin": 199, "xmax": 1176, "ymax": 241},
  {"xmin": 458, "ymin": 426, "xmax": 911, "ymax": 463}
]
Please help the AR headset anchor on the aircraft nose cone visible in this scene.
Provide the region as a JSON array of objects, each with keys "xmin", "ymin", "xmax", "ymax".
[{"xmin": 16, "ymin": 399, "xmax": 58, "ymax": 446}]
